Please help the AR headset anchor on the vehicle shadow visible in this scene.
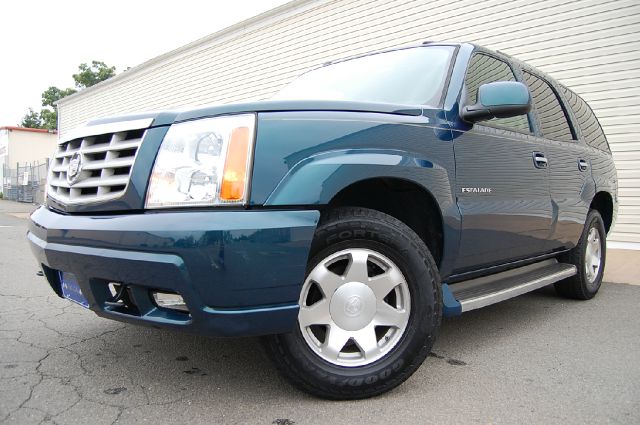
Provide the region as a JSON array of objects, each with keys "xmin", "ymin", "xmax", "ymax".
[{"xmin": 64, "ymin": 284, "xmax": 577, "ymax": 406}]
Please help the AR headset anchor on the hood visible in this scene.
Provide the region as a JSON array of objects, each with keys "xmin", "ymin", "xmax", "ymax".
[
  {"xmin": 174, "ymin": 100, "xmax": 425, "ymax": 122},
  {"xmin": 85, "ymin": 100, "xmax": 428, "ymax": 131}
]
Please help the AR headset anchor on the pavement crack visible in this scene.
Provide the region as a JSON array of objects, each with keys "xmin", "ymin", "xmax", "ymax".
[{"xmin": 110, "ymin": 407, "xmax": 124, "ymax": 425}]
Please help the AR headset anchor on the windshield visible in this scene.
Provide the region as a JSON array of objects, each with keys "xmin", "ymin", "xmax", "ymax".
[{"xmin": 273, "ymin": 46, "xmax": 455, "ymax": 106}]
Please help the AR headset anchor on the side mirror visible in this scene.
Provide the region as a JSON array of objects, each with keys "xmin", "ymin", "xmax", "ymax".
[{"xmin": 461, "ymin": 81, "xmax": 531, "ymax": 123}]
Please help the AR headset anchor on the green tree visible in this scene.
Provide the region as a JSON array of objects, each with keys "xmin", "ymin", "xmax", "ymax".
[
  {"xmin": 42, "ymin": 86, "xmax": 76, "ymax": 109},
  {"xmin": 20, "ymin": 108, "xmax": 44, "ymax": 129},
  {"xmin": 38, "ymin": 86, "xmax": 77, "ymax": 130},
  {"xmin": 20, "ymin": 60, "xmax": 115, "ymax": 130},
  {"xmin": 72, "ymin": 61, "xmax": 116, "ymax": 89},
  {"xmin": 39, "ymin": 109, "xmax": 58, "ymax": 130}
]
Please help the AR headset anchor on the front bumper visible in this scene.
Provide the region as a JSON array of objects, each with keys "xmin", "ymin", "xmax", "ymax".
[{"xmin": 28, "ymin": 206, "xmax": 319, "ymax": 337}]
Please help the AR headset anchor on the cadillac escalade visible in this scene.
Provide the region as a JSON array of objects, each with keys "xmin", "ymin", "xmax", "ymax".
[{"xmin": 28, "ymin": 42, "xmax": 617, "ymax": 399}]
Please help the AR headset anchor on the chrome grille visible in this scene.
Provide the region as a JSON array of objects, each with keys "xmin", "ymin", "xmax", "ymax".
[{"xmin": 48, "ymin": 128, "xmax": 146, "ymax": 204}]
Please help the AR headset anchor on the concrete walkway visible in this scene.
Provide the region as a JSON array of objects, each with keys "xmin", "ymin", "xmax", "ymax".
[
  {"xmin": 0, "ymin": 199, "xmax": 39, "ymax": 214},
  {"xmin": 603, "ymin": 248, "xmax": 640, "ymax": 285}
]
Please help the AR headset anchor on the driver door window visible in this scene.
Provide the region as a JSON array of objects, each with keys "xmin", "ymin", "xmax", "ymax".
[{"xmin": 465, "ymin": 54, "xmax": 531, "ymax": 134}]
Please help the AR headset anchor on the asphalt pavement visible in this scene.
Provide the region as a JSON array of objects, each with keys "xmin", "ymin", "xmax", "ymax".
[{"xmin": 1, "ymin": 200, "xmax": 638, "ymax": 424}]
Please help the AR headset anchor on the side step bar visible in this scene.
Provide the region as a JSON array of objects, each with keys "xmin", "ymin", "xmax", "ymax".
[{"xmin": 442, "ymin": 259, "xmax": 576, "ymax": 316}]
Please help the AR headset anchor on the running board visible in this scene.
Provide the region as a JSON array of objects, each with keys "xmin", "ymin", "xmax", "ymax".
[{"xmin": 442, "ymin": 259, "xmax": 576, "ymax": 316}]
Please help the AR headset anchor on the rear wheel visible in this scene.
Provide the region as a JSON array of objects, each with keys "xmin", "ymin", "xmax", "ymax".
[
  {"xmin": 262, "ymin": 207, "xmax": 441, "ymax": 399},
  {"xmin": 555, "ymin": 210, "xmax": 606, "ymax": 300}
]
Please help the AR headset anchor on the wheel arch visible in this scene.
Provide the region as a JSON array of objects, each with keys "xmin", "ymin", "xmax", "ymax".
[
  {"xmin": 325, "ymin": 177, "xmax": 445, "ymax": 268},
  {"xmin": 590, "ymin": 191, "xmax": 614, "ymax": 234}
]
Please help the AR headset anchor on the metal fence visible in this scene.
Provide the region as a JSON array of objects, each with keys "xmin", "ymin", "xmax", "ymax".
[{"xmin": 2, "ymin": 160, "xmax": 49, "ymax": 204}]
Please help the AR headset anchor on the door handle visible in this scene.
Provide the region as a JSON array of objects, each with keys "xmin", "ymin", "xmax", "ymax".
[
  {"xmin": 578, "ymin": 159, "xmax": 589, "ymax": 172},
  {"xmin": 533, "ymin": 152, "xmax": 548, "ymax": 169}
]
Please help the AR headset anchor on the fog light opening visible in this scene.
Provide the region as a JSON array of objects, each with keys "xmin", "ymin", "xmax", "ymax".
[
  {"xmin": 151, "ymin": 291, "xmax": 189, "ymax": 313},
  {"xmin": 105, "ymin": 282, "xmax": 137, "ymax": 314},
  {"xmin": 108, "ymin": 282, "xmax": 125, "ymax": 300}
]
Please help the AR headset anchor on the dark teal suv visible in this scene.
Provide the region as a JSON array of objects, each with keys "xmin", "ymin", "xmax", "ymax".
[{"xmin": 28, "ymin": 42, "xmax": 617, "ymax": 399}]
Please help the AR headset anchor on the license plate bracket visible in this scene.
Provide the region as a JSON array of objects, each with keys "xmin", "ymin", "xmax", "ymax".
[{"xmin": 60, "ymin": 272, "xmax": 90, "ymax": 308}]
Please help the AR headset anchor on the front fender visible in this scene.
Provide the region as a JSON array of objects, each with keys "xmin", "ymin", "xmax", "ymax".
[
  {"xmin": 264, "ymin": 149, "xmax": 452, "ymax": 208},
  {"xmin": 249, "ymin": 110, "xmax": 460, "ymax": 277},
  {"xmin": 251, "ymin": 110, "xmax": 457, "ymax": 211}
]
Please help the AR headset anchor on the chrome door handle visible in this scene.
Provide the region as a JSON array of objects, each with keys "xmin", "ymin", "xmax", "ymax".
[
  {"xmin": 578, "ymin": 159, "xmax": 589, "ymax": 171},
  {"xmin": 533, "ymin": 152, "xmax": 548, "ymax": 169}
]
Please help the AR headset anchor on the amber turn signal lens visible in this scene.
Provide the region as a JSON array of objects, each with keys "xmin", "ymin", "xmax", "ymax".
[{"xmin": 219, "ymin": 126, "xmax": 251, "ymax": 201}]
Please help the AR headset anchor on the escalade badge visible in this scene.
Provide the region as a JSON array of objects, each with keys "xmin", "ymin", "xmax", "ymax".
[
  {"xmin": 67, "ymin": 153, "xmax": 83, "ymax": 185},
  {"xmin": 462, "ymin": 187, "xmax": 492, "ymax": 193}
]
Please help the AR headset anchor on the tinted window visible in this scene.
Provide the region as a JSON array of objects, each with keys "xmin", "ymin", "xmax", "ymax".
[
  {"xmin": 561, "ymin": 87, "xmax": 609, "ymax": 152},
  {"xmin": 274, "ymin": 46, "xmax": 455, "ymax": 106},
  {"xmin": 523, "ymin": 72, "xmax": 574, "ymax": 142},
  {"xmin": 465, "ymin": 54, "xmax": 531, "ymax": 133}
]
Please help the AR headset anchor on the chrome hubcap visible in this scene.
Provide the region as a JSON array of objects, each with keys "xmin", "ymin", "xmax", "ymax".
[
  {"xmin": 585, "ymin": 227, "xmax": 602, "ymax": 284},
  {"xmin": 298, "ymin": 248, "xmax": 410, "ymax": 367}
]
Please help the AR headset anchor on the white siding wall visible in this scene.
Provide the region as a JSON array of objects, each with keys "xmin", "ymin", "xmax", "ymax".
[{"xmin": 58, "ymin": 0, "xmax": 640, "ymax": 244}]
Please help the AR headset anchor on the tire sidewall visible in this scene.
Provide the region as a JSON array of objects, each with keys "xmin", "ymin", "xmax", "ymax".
[
  {"xmin": 279, "ymin": 210, "xmax": 441, "ymax": 395},
  {"xmin": 578, "ymin": 211, "xmax": 607, "ymax": 294}
]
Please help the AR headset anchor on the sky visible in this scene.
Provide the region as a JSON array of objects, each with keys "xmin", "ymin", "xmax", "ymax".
[{"xmin": 0, "ymin": 0, "xmax": 290, "ymax": 127}]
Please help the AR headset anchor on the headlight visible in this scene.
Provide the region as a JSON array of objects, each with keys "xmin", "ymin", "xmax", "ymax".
[{"xmin": 145, "ymin": 114, "xmax": 255, "ymax": 208}]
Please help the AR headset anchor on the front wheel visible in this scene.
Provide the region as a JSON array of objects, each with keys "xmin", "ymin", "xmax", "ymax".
[
  {"xmin": 262, "ymin": 207, "xmax": 441, "ymax": 399},
  {"xmin": 555, "ymin": 210, "xmax": 607, "ymax": 300}
]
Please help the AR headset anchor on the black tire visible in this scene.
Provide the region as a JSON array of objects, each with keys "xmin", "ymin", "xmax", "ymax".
[
  {"xmin": 262, "ymin": 207, "xmax": 442, "ymax": 400},
  {"xmin": 554, "ymin": 209, "xmax": 607, "ymax": 300}
]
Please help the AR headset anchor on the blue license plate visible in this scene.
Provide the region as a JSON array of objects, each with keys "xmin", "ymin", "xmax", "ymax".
[{"xmin": 60, "ymin": 272, "xmax": 89, "ymax": 308}]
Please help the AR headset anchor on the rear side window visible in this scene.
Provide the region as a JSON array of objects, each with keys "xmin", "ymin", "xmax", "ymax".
[
  {"xmin": 561, "ymin": 87, "xmax": 610, "ymax": 152},
  {"xmin": 523, "ymin": 72, "xmax": 574, "ymax": 142},
  {"xmin": 465, "ymin": 54, "xmax": 531, "ymax": 134}
]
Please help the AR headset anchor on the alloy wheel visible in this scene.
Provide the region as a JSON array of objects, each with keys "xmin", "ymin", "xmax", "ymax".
[
  {"xmin": 298, "ymin": 248, "xmax": 411, "ymax": 367},
  {"xmin": 584, "ymin": 227, "xmax": 602, "ymax": 284}
]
